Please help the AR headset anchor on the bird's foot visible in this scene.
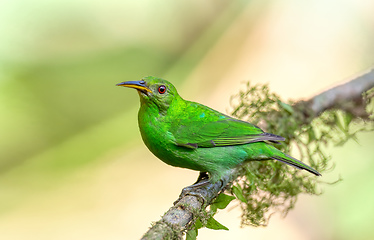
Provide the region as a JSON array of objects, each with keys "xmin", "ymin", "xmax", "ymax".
[
  {"xmin": 173, "ymin": 172, "xmax": 210, "ymax": 205},
  {"xmin": 192, "ymin": 171, "xmax": 209, "ymax": 185}
]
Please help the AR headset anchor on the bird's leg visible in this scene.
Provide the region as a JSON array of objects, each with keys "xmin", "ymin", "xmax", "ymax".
[
  {"xmin": 174, "ymin": 172, "xmax": 210, "ymax": 205},
  {"xmin": 192, "ymin": 171, "xmax": 209, "ymax": 185}
]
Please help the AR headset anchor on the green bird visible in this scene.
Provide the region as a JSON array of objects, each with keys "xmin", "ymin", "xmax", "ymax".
[{"xmin": 117, "ymin": 76, "xmax": 320, "ymax": 186}]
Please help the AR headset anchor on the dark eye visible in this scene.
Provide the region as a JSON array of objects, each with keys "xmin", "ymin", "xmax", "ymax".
[{"xmin": 158, "ymin": 85, "xmax": 166, "ymax": 94}]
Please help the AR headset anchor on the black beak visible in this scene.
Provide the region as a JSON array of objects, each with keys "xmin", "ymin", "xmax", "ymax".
[{"xmin": 116, "ymin": 80, "xmax": 151, "ymax": 93}]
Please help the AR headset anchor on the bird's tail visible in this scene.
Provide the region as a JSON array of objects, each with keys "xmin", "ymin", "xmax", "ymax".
[{"xmin": 271, "ymin": 152, "xmax": 321, "ymax": 176}]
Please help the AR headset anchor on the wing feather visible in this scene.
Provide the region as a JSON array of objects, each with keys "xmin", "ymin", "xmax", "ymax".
[{"xmin": 172, "ymin": 118, "xmax": 284, "ymax": 149}]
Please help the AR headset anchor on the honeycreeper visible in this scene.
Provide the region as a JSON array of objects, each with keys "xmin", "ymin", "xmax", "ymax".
[{"xmin": 117, "ymin": 76, "xmax": 321, "ymax": 187}]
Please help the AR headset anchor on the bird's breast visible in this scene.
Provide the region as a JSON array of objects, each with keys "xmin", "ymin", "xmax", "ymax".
[{"xmin": 138, "ymin": 112, "xmax": 173, "ymax": 153}]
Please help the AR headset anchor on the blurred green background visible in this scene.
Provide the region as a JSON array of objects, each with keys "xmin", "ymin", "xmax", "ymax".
[{"xmin": 1, "ymin": 0, "xmax": 374, "ymax": 239}]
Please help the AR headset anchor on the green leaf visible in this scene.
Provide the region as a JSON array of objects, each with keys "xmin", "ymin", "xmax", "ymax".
[
  {"xmin": 210, "ymin": 193, "xmax": 236, "ymax": 212},
  {"xmin": 186, "ymin": 219, "xmax": 202, "ymax": 240},
  {"xmin": 308, "ymin": 127, "xmax": 316, "ymax": 143},
  {"xmin": 344, "ymin": 112, "xmax": 353, "ymax": 126},
  {"xmin": 232, "ymin": 185, "xmax": 247, "ymax": 203},
  {"xmin": 186, "ymin": 229, "xmax": 197, "ymax": 240},
  {"xmin": 277, "ymin": 100, "xmax": 294, "ymax": 114},
  {"xmin": 206, "ymin": 216, "xmax": 229, "ymax": 230},
  {"xmin": 334, "ymin": 112, "xmax": 346, "ymax": 132},
  {"xmin": 195, "ymin": 218, "xmax": 203, "ymax": 230}
]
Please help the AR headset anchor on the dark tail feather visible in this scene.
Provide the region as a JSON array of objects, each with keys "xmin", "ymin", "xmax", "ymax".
[{"xmin": 271, "ymin": 154, "xmax": 321, "ymax": 176}]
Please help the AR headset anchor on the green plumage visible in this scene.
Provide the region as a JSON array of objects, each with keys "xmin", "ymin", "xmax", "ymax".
[{"xmin": 117, "ymin": 76, "xmax": 320, "ymax": 183}]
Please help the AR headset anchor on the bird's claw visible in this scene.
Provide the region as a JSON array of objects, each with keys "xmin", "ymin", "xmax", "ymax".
[
  {"xmin": 173, "ymin": 172, "xmax": 210, "ymax": 205},
  {"xmin": 173, "ymin": 184, "xmax": 208, "ymax": 206}
]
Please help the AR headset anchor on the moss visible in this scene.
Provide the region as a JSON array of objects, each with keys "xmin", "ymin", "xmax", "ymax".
[{"xmin": 228, "ymin": 82, "xmax": 374, "ymax": 227}]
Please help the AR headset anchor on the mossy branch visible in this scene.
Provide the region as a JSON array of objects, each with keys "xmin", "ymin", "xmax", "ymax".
[
  {"xmin": 141, "ymin": 169, "xmax": 240, "ymax": 240},
  {"xmin": 141, "ymin": 68, "xmax": 374, "ymax": 240}
]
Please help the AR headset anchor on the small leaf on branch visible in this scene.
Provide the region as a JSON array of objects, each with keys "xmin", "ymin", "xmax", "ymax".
[
  {"xmin": 195, "ymin": 218, "xmax": 203, "ymax": 229},
  {"xmin": 187, "ymin": 218, "xmax": 203, "ymax": 240},
  {"xmin": 232, "ymin": 185, "xmax": 247, "ymax": 203},
  {"xmin": 278, "ymin": 100, "xmax": 294, "ymax": 114},
  {"xmin": 210, "ymin": 193, "xmax": 236, "ymax": 212},
  {"xmin": 186, "ymin": 229, "xmax": 198, "ymax": 240},
  {"xmin": 206, "ymin": 216, "xmax": 229, "ymax": 231}
]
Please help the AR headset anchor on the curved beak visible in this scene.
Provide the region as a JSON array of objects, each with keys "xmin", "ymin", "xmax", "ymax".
[{"xmin": 116, "ymin": 80, "xmax": 152, "ymax": 93}]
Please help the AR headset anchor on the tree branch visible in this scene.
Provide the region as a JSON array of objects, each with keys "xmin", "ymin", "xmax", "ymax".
[
  {"xmin": 140, "ymin": 68, "xmax": 374, "ymax": 240},
  {"xmin": 304, "ymin": 69, "xmax": 374, "ymax": 118},
  {"xmin": 141, "ymin": 169, "xmax": 240, "ymax": 240}
]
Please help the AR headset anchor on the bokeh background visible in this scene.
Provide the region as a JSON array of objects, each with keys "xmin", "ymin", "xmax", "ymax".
[{"xmin": 1, "ymin": 0, "xmax": 374, "ymax": 239}]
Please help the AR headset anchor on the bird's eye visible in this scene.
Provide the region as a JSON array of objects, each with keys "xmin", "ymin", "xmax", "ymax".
[{"xmin": 158, "ymin": 85, "xmax": 166, "ymax": 94}]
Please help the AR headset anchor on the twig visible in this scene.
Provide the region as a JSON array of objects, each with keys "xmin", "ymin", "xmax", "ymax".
[{"xmin": 305, "ymin": 69, "xmax": 374, "ymax": 117}]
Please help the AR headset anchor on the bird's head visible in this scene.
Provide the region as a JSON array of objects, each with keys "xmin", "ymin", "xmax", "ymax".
[{"xmin": 117, "ymin": 76, "xmax": 180, "ymax": 112}]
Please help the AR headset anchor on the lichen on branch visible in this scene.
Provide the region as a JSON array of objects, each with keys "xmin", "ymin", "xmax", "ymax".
[{"xmin": 229, "ymin": 79, "xmax": 374, "ymax": 227}]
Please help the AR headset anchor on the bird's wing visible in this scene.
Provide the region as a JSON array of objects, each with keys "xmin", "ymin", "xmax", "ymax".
[{"xmin": 171, "ymin": 118, "xmax": 285, "ymax": 149}]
